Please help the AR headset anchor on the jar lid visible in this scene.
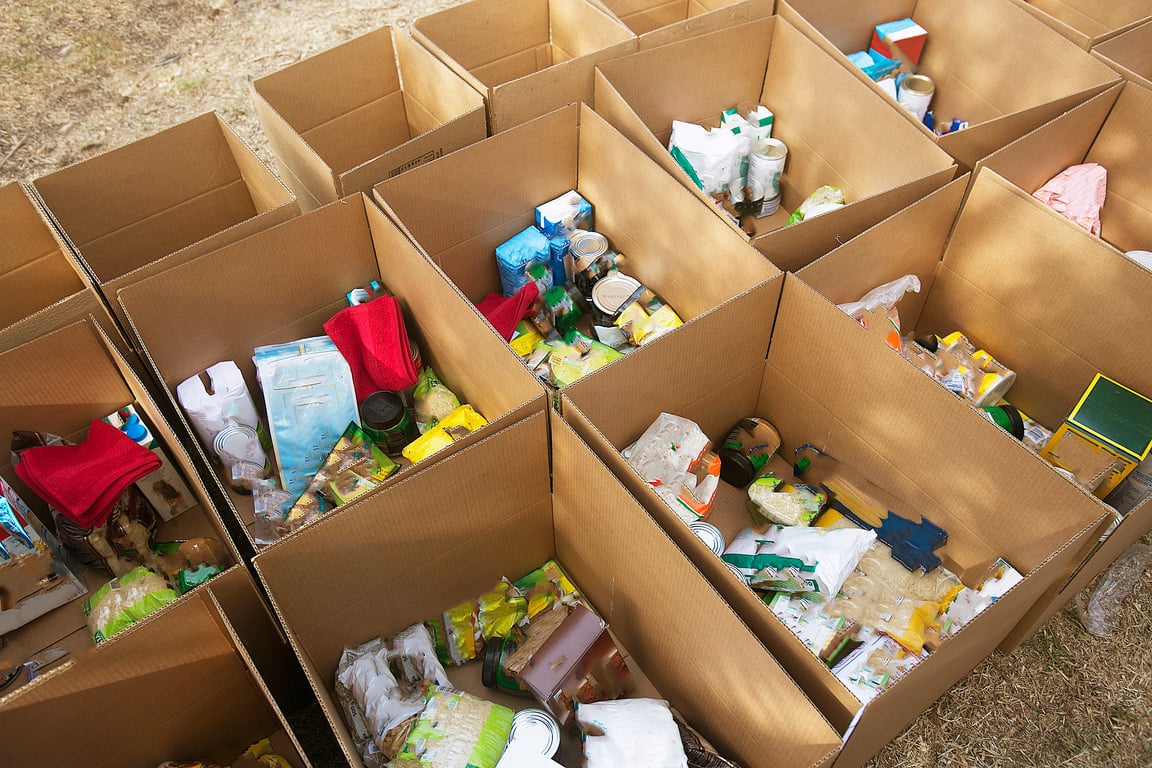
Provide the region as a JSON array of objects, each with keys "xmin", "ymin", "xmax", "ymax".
[
  {"xmin": 360, "ymin": 391, "xmax": 406, "ymax": 430},
  {"xmin": 508, "ymin": 709, "xmax": 561, "ymax": 758},
  {"xmin": 591, "ymin": 274, "xmax": 642, "ymax": 316}
]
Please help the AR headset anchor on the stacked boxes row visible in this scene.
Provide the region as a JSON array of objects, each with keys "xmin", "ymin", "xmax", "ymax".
[{"xmin": 3, "ymin": 0, "xmax": 1152, "ymax": 765}]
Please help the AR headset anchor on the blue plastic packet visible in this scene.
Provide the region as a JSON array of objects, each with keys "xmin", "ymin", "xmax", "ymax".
[
  {"xmin": 253, "ymin": 336, "xmax": 359, "ymax": 496},
  {"xmin": 495, "ymin": 226, "xmax": 551, "ymax": 297}
]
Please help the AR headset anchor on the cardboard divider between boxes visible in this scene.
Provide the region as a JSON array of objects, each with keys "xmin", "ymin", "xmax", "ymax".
[
  {"xmin": 251, "ymin": 407, "xmax": 844, "ymax": 768},
  {"xmin": 374, "ymin": 102, "xmax": 784, "ymax": 397},
  {"xmin": 0, "ymin": 181, "xmax": 135, "ymax": 367},
  {"xmin": 978, "ymin": 81, "xmax": 1152, "ymax": 259},
  {"xmin": 796, "ymin": 167, "xmax": 1152, "ymax": 652},
  {"xmin": 592, "ymin": 16, "xmax": 958, "ymax": 273},
  {"xmin": 0, "ymin": 585, "xmax": 310, "ymax": 768},
  {"xmin": 1091, "ymin": 19, "xmax": 1152, "ymax": 90},
  {"xmin": 589, "ymin": 0, "xmax": 773, "ymax": 46},
  {"xmin": 561, "ymin": 273, "xmax": 1110, "ymax": 768},
  {"xmin": 117, "ymin": 194, "xmax": 547, "ymax": 550},
  {"xmin": 0, "ymin": 316, "xmax": 301, "ymax": 708},
  {"xmin": 777, "ymin": 0, "xmax": 1121, "ymax": 171},
  {"xmin": 252, "ymin": 25, "xmax": 488, "ymax": 212},
  {"xmin": 1009, "ymin": 0, "xmax": 1152, "ymax": 50},
  {"xmin": 30, "ymin": 112, "xmax": 299, "ymax": 337},
  {"xmin": 410, "ymin": 0, "xmax": 638, "ymax": 133}
]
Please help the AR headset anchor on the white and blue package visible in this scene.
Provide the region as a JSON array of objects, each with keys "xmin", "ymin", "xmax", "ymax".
[
  {"xmin": 548, "ymin": 235, "xmax": 570, "ymax": 287},
  {"xmin": 496, "ymin": 226, "xmax": 551, "ymax": 297},
  {"xmin": 535, "ymin": 190, "xmax": 593, "ymax": 238},
  {"xmin": 253, "ymin": 336, "xmax": 359, "ymax": 496}
]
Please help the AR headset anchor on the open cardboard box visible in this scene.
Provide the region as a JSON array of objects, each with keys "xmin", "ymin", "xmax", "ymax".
[
  {"xmin": 795, "ymin": 168, "xmax": 1152, "ymax": 653},
  {"xmin": 979, "ymin": 81, "xmax": 1152, "ymax": 259},
  {"xmin": 1092, "ymin": 20, "xmax": 1152, "ymax": 90},
  {"xmin": 117, "ymin": 194, "xmax": 547, "ymax": 550},
  {"xmin": 593, "ymin": 16, "xmax": 958, "ymax": 273},
  {"xmin": 30, "ymin": 112, "xmax": 299, "ymax": 334},
  {"xmin": 0, "ymin": 584, "xmax": 310, "ymax": 768},
  {"xmin": 776, "ymin": 0, "xmax": 1121, "ymax": 171},
  {"xmin": 251, "ymin": 408, "xmax": 844, "ymax": 768},
  {"xmin": 561, "ymin": 273, "xmax": 1110, "ymax": 768},
  {"xmin": 1009, "ymin": 0, "xmax": 1152, "ymax": 49},
  {"xmin": 374, "ymin": 103, "xmax": 784, "ymax": 398},
  {"xmin": 252, "ymin": 25, "xmax": 488, "ymax": 212},
  {"xmin": 0, "ymin": 182, "xmax": 133, "ymax": 366},
  {"xmin": 0, "ymin": 317, "xmax": 299, "ymax": 706},
  {"xmin": 411, "ymin": 0, "xmax": 637, "ymax": 133},
  {"xmin": 589, "ymin": 0, "xmax": 773, "ymax": 45}
]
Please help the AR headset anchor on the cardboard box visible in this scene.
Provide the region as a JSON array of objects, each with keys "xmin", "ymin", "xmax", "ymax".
[
  {"xmin": 117, "ymin": 194, "xmax": 547, "ymax": 549},
  {"xmin": 1009, "ymin": 0, "xmax": 1152, "ymax": 49},
  {"xmin": 252, "ymin": 26, "xmax": 488, "ymax": 212},
  {"xmin": 979, "ymin": 82, "xmax": 1152, "ymax": 259},
  {"xmin": 1092, "ymin": 19, "xmax": 1152, "ymax": 90},
  {"xmin": 251, "ymin": 408, "xmax": 843, "ymax": 768},
  {"xmin": 30, "ymin": 112, "xmax": 299, "ymax": 334},
  {"xmin": 0, "ymin": 317, "xmax": 301, "ymax": 704},
  {"xmin": 589, "ymin": 0, "xmax": 773, "ymax": 44},
  {"xmin": 561, "ymin": 274, "xmax": 1110, "ymax": 768},
  {"xmin": 777, "ymin": 0, "xmax": 1121, "ymax": 170},
  {"xmin": 411, "ymin": 0, "xmax": 637, "ymax": 133},
  {"xmin": 795, "ymin": 168, "xmax": 1152, "ymax": 654},
  {"xmin": 374, "ymin": 103, "xmax": 784, "ymax": 399},
  {"xmin": 592, "ymin": 17, "xmax": 957, "ymax": 272},
  {"xmin": 0, "ymin": 181, "xmax": 134, "ymax": 365},
  {"xmin": 0, "ymin": 584, "xmax": 310, "ymax": 768}
]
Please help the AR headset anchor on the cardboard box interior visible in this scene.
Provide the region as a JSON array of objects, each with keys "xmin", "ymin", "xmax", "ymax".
[
  {"xmin": 411, "ymin": 0, "xmax": 637, "ymax": 132},
  {"xmin": 0, "ymin": 586, "xmax": 309, "ymax": 768},
  {"xmin": 117, "ymin": 194, "xmax": 546, "ymax": 549},
  {"xmin": 252, "ymin": 26, "xmax": 487, "ymax": 211},
  {"xmin": 796, "ymin": 168, "xmax": 1152, "ymax": 651},
  {"xmin": 592, "ymin": 16, "xmax": 957, "ymax": 270},
  {"xmin": 777, "ymin": 0, "xmax": 1121, "ymax": 169},
  {"xmin": 0, "ymin": 318, "xmax": 247, "ymax": 696},
  {"xmin": 1091, "ymin": 19, "xmax": 1152, "ymax": 90},
  {"xmin": 979, "ymin": 82, "xmax": 1152, "ymax": 257},
  {"xmin": 590, "ymin": 0, "xmax": 771, "ymax": 39},
  {"xmin": 1010, "ymin": 0, "xmax": 1152, "ymax": 49},
  {"xmin": 561, "ymin": 273, "xmax": 1109, "ymax": 767},
  {"xmin": 252, "ymin": 408, "xmax": 843, "ymax": 768},
  {"xmin": 374, "ymin": 103, "xmax": 784, "ymax": 392},
  {"xmin": 30, "ymin": 112, "xmax": 298, "ymax": 331},
  {"xmin": 0, "ymin": 182, "xmax": 134, "ymax": 363}
]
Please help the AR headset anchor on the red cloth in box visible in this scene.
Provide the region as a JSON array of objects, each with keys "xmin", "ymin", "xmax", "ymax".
[
  {"xmin": 324, "ymin": 295, "xmax": 420, "ymax": 402},
  {"xmin": 477, "ymin": 282, "xmax": 540, "ymax": 341}
]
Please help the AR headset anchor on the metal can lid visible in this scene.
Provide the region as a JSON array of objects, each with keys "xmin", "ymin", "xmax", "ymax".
[
  {"xmin": 689, "ymin": 521, "xmax": 726, "ymax": 556},
  {"xmin": 726, "ymin": 561, "xmax": 747, "ymax": 582},
  {"xmin": 591, "ymin": 274, "xmax": 642, "ymax": 316},
  {"xmin": 902, "ymin": 73, "xmax": 935, "ymax": 95},
  {"xmin": 213, "ymin": 422, "xmax": 259, "ymax": 460},
  {"xmin": 569, "ymin": 230, "xmax": 608, "ymax": 262},
  {"xmin": 508, "ymin": 708, "xmax": 561, "ymax": 758}
]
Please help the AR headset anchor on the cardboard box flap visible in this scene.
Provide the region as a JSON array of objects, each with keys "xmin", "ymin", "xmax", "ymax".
[
  {"xmin": 414, "ymin": 0, "xmax": 553, "ymax": 74},
  {"xmin": 796, "ymin": 176, "xmax": 967, "ymax": 324},
  {"xmin": 1025, "ymin": 0, "xmax": 1152, "ymax": 40},
  {"xmin": 629, "ymin": 0, "xmax": 775, "ymax": 47},
  {"xmin": 1085, "ymin": 82, "xmax": 1152, "ymax": 252},
  {"xmin": 375, "ymin": 104, "xmax": 579, "ymax": 277},
  {"xmin": 252, "ymin": 412, "xmax": 552, "ymax": 683},
  {"xmin": 0, "ymin": 183, "xmax": 89, "ymax": 331},
  {"xmin": 394, "ymin": 29, "xmax": 486, "ymax": 138},
  {"xmin": 551, "ymin": 0, "xmax": 639, "ymax": 56},
  {"xmin": 550, "ymin": 413, "xmax": 843, "ymax": 768},
  {"xmin": 0, "ymin": 593, "xmax": 282, "ymax": 768},
  {"xmin": 978, "ymin": 85, "xmax": 1122, "ymax": 194},
  {"xmin": 925, "ymin": 169, "xmax": 1152, "ymax": 426},
  {"xmin": 1093, "ymin": 20, "xmax": 1152, "ymax": 90},
  {"xmin": 768, "ymin": 276, "xmax": 1108, "ymax": 573},
  {"xmin": 117, "ymin": 197, "xmax": 379, "ymax": 387}
]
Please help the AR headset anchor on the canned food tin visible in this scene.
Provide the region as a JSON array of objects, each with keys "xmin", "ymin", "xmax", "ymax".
[
  {"xmin": 688, "ymin": 521, "xmax": 725, "ymax": 556},
  {"xmin": 507, "ymin": 708, "xmax": 561, "ymax": 758},
  {"xmin": 590, "ymin": 273, "xmax": 641, "ymax": 325},
  {"xmin": 568, "ymin": 230, "xmax": 609, "ymax": 271},
  {"xmin": 717, "ymin": 417, "xmax": 782, "ymax": 487},
  {"xmin": 726, "ymin": 562, "xmax": 747, "ymax": 582},
  {"xmin": 360, "ymin": 391, "xmax": 416, "ymax": 456}
]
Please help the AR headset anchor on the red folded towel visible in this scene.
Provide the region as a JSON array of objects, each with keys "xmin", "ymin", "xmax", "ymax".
[
  {"xmin": 477, "ymin": 282, "xmax": 540, "ymax": 340},
  {"xmin": 14, "ymin": 419, "xmax": 161, "ymax": 529},
  {"xmin": 324, "ymin": 295, "xmax": 420, "ymax": 402}
]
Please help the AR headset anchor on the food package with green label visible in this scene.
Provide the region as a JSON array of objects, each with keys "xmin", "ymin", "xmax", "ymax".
[
  {"xmin": 393, "ymin": 688, "xmax": 514, "ymax": 768},
  {"xmin": 84, "ymin": 565, "xmax": 178, "ymax": 643}
]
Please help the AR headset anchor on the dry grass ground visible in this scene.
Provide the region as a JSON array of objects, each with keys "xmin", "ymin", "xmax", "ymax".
[{"xmin": 2, "ymin": 2, "xmax": 1150, "ymax": 766}]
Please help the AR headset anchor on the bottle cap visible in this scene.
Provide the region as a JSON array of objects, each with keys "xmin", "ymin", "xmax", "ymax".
[{"xmin": 123, "ymin": 413, "xmax": 149, "ymax": 443}]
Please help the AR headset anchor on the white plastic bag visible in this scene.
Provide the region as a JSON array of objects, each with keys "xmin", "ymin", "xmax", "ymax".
[
  {"xmin": 836, "ymin": 274, "xmax": 922, "ymax": 320},
  {"xmin": 576, "ymin": 699, "xmax": 688, "ymax": 768}
]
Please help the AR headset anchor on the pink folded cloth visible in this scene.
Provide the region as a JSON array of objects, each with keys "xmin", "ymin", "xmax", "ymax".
[{"xmin": 1033, "ymin": 163, "xmax": 1107, "ymax": 236}]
